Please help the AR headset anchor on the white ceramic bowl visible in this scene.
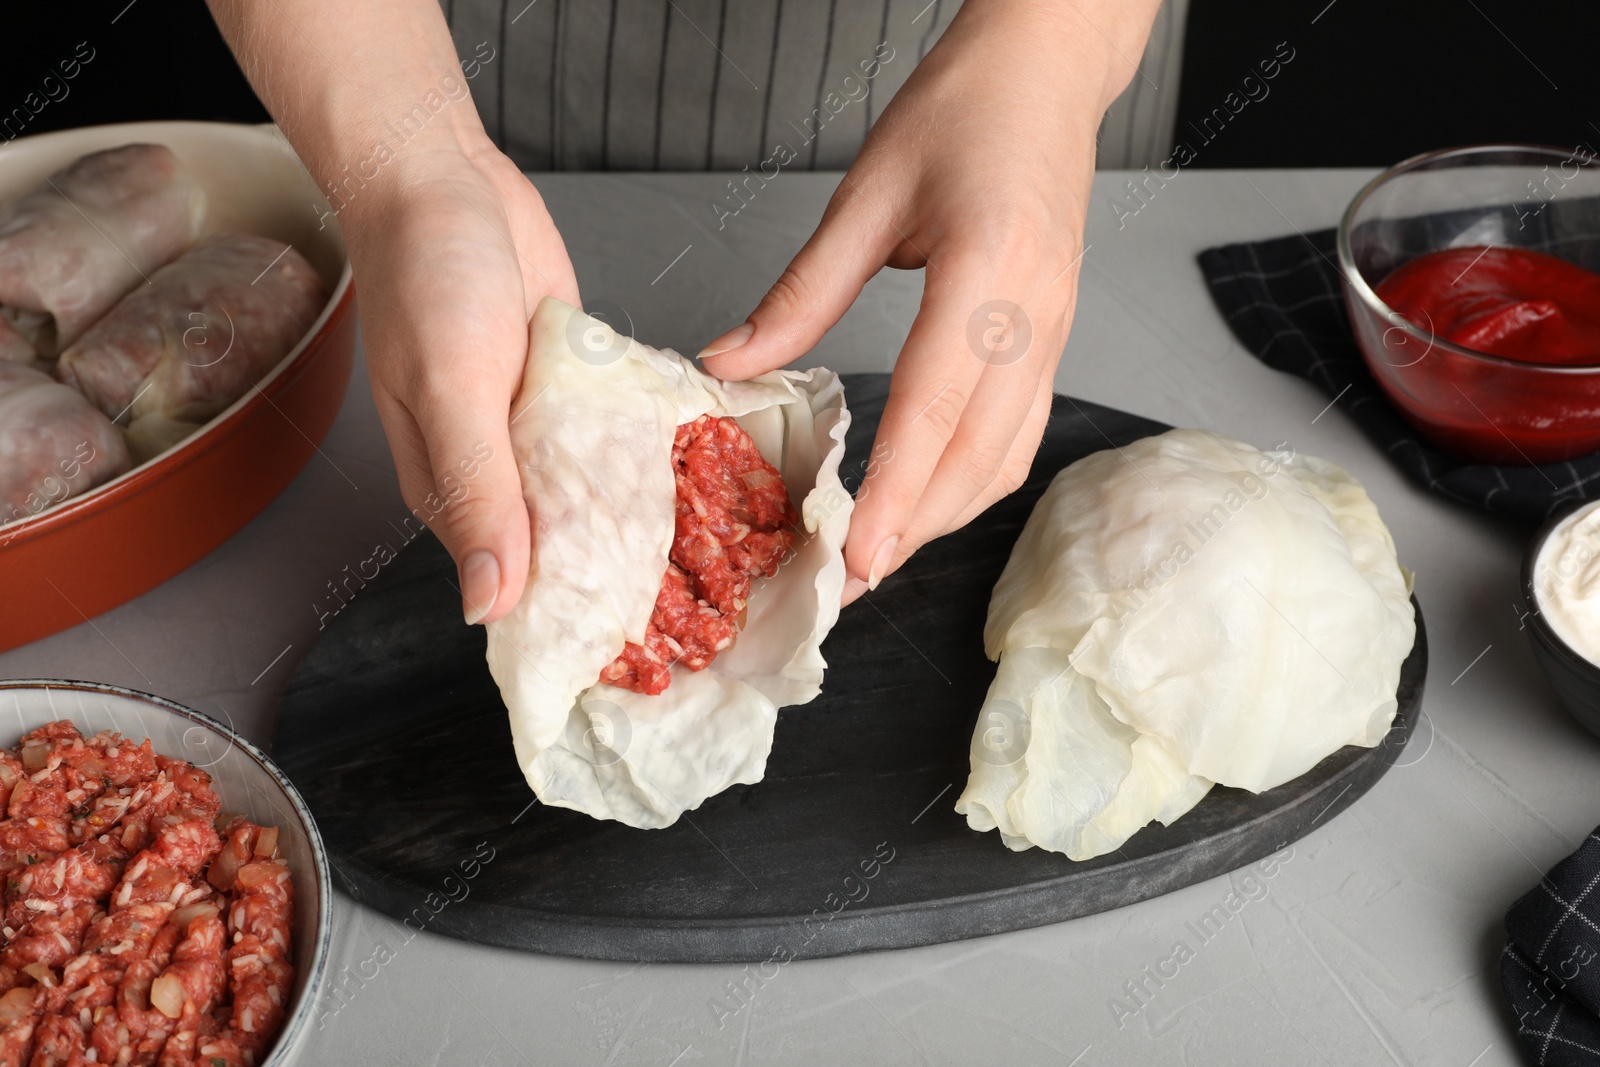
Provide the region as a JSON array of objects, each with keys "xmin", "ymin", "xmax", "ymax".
[{"xmin": 0, "ymin": 679, "xmax": 331, "ymax": 1066}]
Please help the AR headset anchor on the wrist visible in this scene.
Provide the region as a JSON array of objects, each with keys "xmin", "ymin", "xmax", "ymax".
[
  {"xmin": 307, "ymin": 104, "xmax": 500, "ymax": 237},
  {"xmin": 958, "ymin": 0, "xmax": 1163, "ymax": 113},
  {"xmin": 208, "ymin": 0, "xmax": 496, "ymax": 234}
]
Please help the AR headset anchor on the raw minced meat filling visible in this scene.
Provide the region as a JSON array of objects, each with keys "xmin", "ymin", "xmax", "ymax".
[
  {"xmin": 0, "ymin": 720, "xmax": 296, "ymax": 1067},
  {"xmin": 599, "ymin": 414, "xmax": 799, "ymax": 695}
]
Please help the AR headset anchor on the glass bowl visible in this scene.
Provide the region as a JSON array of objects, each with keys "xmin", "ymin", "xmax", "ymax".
[{"xmin": 1338, "ymin": 144, "xmax": 1600, "ymax": 464}]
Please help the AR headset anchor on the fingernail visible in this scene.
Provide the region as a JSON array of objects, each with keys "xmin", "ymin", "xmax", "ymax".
[
  {"xmin": 866, "ymin": 535, "xmax": 900, "ymax": 591},
  {"xmin": 461, "ymin": 550, "xmax": 500, "ymax": 625},
  {"xmin": 698, "ymin": 321, "xmax": 754, "ymax": 360},
  {"xmin": 842, "ymin": 575, "xmax": 869, "ymax": 606}
]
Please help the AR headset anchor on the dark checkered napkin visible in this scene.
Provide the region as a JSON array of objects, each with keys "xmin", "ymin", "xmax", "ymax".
[
  {"xmin": 1501, "ymin": 827, "xmax": 1600, "ymax": 1065},
  {"xmin": 1197, "ymin": 226, "xmax": 1600, "ymax": 522}
]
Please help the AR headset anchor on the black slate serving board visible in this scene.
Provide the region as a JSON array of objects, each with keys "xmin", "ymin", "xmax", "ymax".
[{"xmin": 275, "ymin": 375, "xmax": 1426, "ymax": 963}]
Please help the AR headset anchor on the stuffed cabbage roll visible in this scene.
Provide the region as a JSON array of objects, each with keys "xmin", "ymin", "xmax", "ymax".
[
  {"xmin": 956, "ymin": 430, "xmax": 1415, "ymax": 860},
  {"xmin": 57, "ymin": 232, "xmax": 327, "ymax": 461},
  {"xmin": 487, "ymin": 298, "xmax": 852, "ymax": 829},
  {"xmin": 0, "ymin": 363, "xmax": 129, "ymax": 525},
  {"xmin": 0, "ymin": 144, "xmax": 205, "ymax": 359},
  {"xmin": 0, "ymin": 316, "xmax": 34, "ymax": 364}
]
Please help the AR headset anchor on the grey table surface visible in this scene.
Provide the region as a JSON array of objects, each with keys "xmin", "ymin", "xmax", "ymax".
[{"xmin": 3, "ymin": 168, "xmax": 1595, "ymax": 1067}]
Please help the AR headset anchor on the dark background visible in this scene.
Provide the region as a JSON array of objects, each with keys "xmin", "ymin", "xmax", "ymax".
[
  {"xmin": 1, "ymin": 0, "xmax": 1596, "ymax": 167},
  {"xmin": 0, "ymin": 1, "xmax": 268, "ymax": 137},
  {"xmin": 1174, "ymin": 0, "xmax": 1600, "ymax": 165}
]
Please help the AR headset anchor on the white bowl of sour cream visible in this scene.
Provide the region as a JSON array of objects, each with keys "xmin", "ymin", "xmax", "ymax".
[{"xmin": 1526, "ymin": 502, "xmax": 1600, "ymax": 738}]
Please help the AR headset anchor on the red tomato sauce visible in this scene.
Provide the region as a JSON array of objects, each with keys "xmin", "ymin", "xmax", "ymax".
[
  {"xmin": 0, "ymin": 721, "xmax": 296, "ymax": 1067},
  {"xmin": 1376, "ymin": 246, "xmax": 1600, "ymax": 364},
  {"xmin": 599, "ymin": 415, "xmax": 799, "ymax": 695}
]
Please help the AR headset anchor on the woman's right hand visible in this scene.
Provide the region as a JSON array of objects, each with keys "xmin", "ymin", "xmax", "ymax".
[
  {"xmin": 343, "ymin": 141, "xmax": 580, "ymax": 625},
  {"xmin": 205, "ymin": 0, "xmax": 577, "ymax": 625}
]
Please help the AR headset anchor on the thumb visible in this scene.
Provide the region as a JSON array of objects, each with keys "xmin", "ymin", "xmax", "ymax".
[
  {"xmin": 379, "ymin": 383, "xmax": 530, "ymax": 627},
  {"xmin": 699, "ymin": 182, "xmax": 897, "ymax": 380}
]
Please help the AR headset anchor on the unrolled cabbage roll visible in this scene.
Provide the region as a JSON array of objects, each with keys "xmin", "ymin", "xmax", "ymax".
[
  {"xmin": 956, "ymin": 430, "xmax": 1416, "ymax": 860},
  {"xmin": 0, "ymin": 144, "xmax": 205, "ymax": 359},
  {"xmin": 487, "ymin": 298, "xmax": 853, "ymax": 829},
  {"xmin": 57, "ymin": 232, "xmax": 328, "ymax": 462},
  {"xmin": 0, "ymin": 363, "xmax": 129, "ymax": 525}
]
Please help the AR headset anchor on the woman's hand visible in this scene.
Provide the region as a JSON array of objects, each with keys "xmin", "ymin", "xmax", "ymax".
[
  {"xmin": 206, "ymin": 0, "xmax": 578, "ymax": 624},
  {"xmin": 345, "ymin": 145, "xmax": 579, "ymax": 625},
  {"xmin": 701, "ymin": 0, "xmax": 1160, "ymax": 602}
]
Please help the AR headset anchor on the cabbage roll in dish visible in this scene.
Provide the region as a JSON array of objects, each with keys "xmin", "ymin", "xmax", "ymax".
[
  {"xmin": 57, "ymin": 232, "xmax": 327, "ymax": 462},
  {"xmin": 0, "ymin": 144, "xmax": 204, "ymax": 359},
  {"xmin": 0, "ymin": 363, "xmax": 129, "ymax": 525},
  {"xmin": 0, "ymin": 316, "xmax": 34, "ymax": 364},
  {"xmin": 487, "ymin": 298, "xmax": 853, "ymax": 829}
]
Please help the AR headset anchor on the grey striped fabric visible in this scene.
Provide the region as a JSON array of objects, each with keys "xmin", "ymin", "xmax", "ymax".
[
  {"xmin": 445, "ymin": 0, "xmax": 1187, "ymax": 172},
  {"xmin": 1096, "ymin": 0, "xmax": 1189, "ymax": 169}
]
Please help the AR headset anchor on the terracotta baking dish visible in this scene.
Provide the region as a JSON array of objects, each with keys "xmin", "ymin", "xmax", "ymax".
[{"xmin": 0, "ymin": 121, "xmax": 354, "ymax": 653}]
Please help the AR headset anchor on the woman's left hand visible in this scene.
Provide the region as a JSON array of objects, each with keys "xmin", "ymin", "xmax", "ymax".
[{"xmin": 701, "ymin": 0, "xmax": 1160, "ymax": 603}]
